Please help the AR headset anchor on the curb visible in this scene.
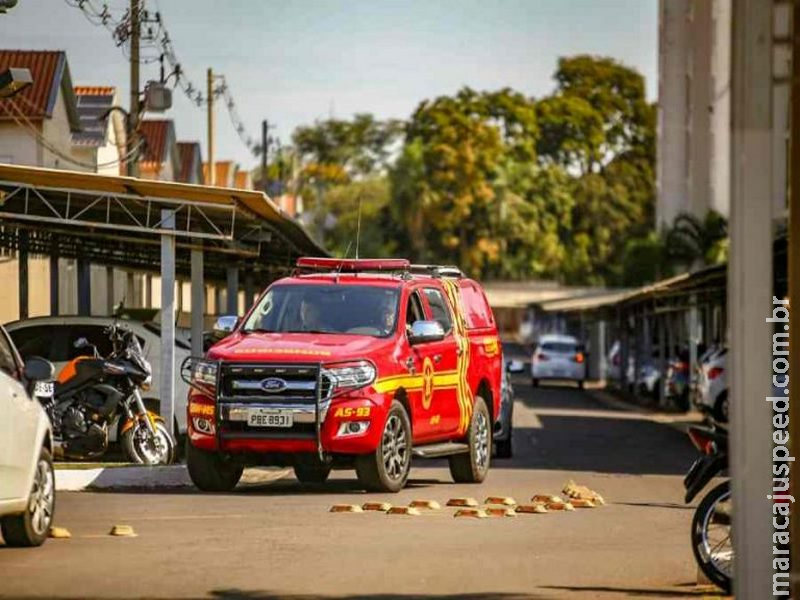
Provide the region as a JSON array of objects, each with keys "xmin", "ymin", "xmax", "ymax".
[
  {"xmin": 588, "ymin": 389, "xmax": 704, "ymax": 434},
  {"xmin": 55, "ymin": 465, "xmax": 290, "ymax": 492}
]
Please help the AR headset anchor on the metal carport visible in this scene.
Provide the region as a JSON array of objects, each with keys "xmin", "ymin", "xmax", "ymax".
[{"xmin": 0, "ymin": 163, "xmax": 326, "ymax": 434}]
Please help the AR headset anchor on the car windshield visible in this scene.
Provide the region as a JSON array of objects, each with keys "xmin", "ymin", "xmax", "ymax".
[{"xmin": 242, "ymin": 284, "xmax": 400, "ymax": 337}]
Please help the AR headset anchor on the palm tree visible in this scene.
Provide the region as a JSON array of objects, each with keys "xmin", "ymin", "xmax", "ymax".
[{"xmin": 665, "ymin": 210, "xmax": 728, "ymax": 270}]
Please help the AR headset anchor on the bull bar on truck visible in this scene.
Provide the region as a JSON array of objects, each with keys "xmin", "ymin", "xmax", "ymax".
[{"xmin": 181, "ymin": 357, "xmax": 328, "ymax": 459}]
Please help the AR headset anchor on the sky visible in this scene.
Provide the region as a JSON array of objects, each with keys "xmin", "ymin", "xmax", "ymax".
[{"xmin": 0, "ymin": 0, "xmax": 658, "ymax": 169}]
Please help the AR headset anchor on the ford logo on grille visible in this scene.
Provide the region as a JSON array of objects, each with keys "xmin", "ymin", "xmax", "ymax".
[{"xmin": 261, "ymin": 377, "xmax": 288, "ymax": 393}]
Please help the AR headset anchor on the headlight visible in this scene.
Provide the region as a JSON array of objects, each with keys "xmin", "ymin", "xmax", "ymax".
[
  {"xmin": 323, "ymin": 360, "xmax": 376, "ymax": 397},
  {"xmin": 192, "ymin": 359, "xmax": 218, "ymax": 390}
]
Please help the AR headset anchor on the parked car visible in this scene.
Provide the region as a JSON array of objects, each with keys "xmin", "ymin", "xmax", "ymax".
[
  {"xmin": 0, "ymin": 325, "xmax": 56, "ymax": 547},
  {"xmin": 184, "ymin": 257, "xmax": 504, "ymax": 493},
  {"xmin": 501, "ymin": 340, "xmax": 531, "ymax": 374},
  {"xmin": 531, "ymin": 334, "xmax": 586, "ymax": 388},
  {"xmin": 494, "ymin": 363, "xmax": 514, "ymax": 458},
  {"xmin": 696, "ymin": 347, "xmax": 728, "ymax": 422},
  {"xmin": 5, "ymin": 316, "xmax": 191, "ymax": 437}
]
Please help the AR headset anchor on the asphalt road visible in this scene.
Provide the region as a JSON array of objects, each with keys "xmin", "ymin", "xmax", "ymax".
[{"xmin": 0, "ymin": 378, "xmax": 713, "ymax": 600}]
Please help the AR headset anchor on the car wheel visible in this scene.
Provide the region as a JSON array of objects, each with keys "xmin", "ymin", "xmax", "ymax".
[
  {"xmin": 356, "ymin": 401, "xmax": 412, "ymax": 493},
  {"xmin": 577, "ymin": 380, "xmax": 585, "ymax": 390},
  {"xmin": 293, "ymin": 454, "xmax": 332, "ymax": 484},
  {"xmin": 186, "ymin": 439, "xmax": 243, "ymax": 492},
  {"xmin": 532, "ymin": 378, "xmax": 539, "ymax": 387},
  {"xmin": 449, "ymin": 396, "xmax": 491, "ymax": 483},
  {"xmin": 1, "ymin": 447, "xmax": 55, "ymax": 547},
  {"xmin": 714, "ymin": 392, "xmax": 729, "ymax": 424},
  {"xmin": 494, "ymin": 435, "xmax": 512, "ymax": 459}
]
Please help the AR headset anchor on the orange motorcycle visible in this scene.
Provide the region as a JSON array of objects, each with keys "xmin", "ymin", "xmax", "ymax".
[{"xmin": 40, "ymin": 324, "xmax": 175, "ymax": 464}]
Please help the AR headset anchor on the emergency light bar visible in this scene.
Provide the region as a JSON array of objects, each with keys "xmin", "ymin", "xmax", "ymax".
[{"xmin": 296, "ymin": 257, "xmax": 411, "ymax": 271}]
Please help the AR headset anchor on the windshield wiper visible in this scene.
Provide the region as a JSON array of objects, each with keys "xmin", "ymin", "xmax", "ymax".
[
  {"xmin": 283, "ymin": 329, "xmax": 332, "ymax": 334},
  {"xmin": 243, "ymin": 328, "xmax": 275, "ymax": 334}
]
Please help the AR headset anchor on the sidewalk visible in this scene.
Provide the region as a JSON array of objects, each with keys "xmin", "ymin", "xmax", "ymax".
[
  {"xmin": 588, "ymin": 387, "xmax": 706, "ymax": 433},
  {"xmin": 54, "ymin": 463, "xmax": 291, "ymax": 492}
]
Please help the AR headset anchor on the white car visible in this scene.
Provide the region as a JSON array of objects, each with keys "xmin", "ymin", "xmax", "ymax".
[
  {"xmin": 531, "ymin": 334, "xmax": 587, "ymax": 389},
  {"xmin": 696, "ymin": 347, "xmax": 728, "ymax": 422},
  {"xmin": 0, "ymin": 325, "xmax": 56, "ymax": 547}
]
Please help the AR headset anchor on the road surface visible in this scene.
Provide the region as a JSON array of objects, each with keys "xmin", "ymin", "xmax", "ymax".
[{"xmin": 0, "ymin": 379, "xmax": 714, "ymax": 599}]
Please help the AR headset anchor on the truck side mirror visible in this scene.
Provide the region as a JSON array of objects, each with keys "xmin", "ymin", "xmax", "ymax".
[
  {"xmin": 213, "ymin": 315, "xmax": 240, "ymax": 335},
  {"xmin": 408, "ymin": 320, "xmax": 445, "ymax": 345}
]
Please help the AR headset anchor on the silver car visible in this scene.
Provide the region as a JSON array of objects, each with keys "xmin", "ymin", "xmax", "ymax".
[
  {"xmin": 5, "ymin": 316, "xmax": 191, "ymax": 437},
  {"xmin": 531, "ymin": 334, "xmax": 587, "ymax": 389}
]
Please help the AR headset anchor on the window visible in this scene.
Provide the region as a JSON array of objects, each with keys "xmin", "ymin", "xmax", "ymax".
[
  {"xmin": 458, "ymin": 282, "xmax": 495, "ymax": 330},
  {"xmin": 406, "ymin": 291, "xmax": 425, "ymax": 327},
  {"xmin": 0, "ymin": 330, "xmax": 19, "ymax": 379},
  {"xmin": 424, "ymin": 288, "xmax": 453, "ymax": 333},
  {"xmin": 9, "ymin": 326, "xmax": 69, "ymax": 362},
  {"xmin": 540, "ymin": 342, "xmax": 578, "ymax": 354}
]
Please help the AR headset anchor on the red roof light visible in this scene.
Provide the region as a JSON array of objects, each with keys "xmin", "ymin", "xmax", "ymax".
[{"xmin": 296, "ymin": 257, "xmax": 411, "ymax": 272}]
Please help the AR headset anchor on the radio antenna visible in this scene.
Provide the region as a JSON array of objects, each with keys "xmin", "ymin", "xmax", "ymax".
[{"xmin": 355, "ymin": 191, "xmax": 364, "ymax": 260}]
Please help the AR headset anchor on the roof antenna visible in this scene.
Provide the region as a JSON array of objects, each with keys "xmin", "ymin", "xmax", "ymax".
[
  {"xmin": 335, "ymin": 241, "xmax": 353, "ymax": 284},
  {"xmin": 354, "ymin": 191, "xmax": 364, "ymax": 260}
]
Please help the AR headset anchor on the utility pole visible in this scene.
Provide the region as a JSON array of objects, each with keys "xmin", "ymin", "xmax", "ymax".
[
  {"xmin": 207, "ymin": 67, "xmax": 214, "ymax": 185},
  {"xmin": 127, "ymin": 0, "xmax": 140, "ymax": 177},
  {"xmin": 261, "ymin": 119, "xmax": 269, "ymax": 192}
]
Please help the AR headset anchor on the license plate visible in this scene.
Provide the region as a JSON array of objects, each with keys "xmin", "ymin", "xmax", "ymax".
[
  {"xmin": 247, "ymin": 409, "xmax": 293, "ymax": 428},
  {"xmin": 34, "ymin": 381, "xmax": 54, "ymax": 398}
]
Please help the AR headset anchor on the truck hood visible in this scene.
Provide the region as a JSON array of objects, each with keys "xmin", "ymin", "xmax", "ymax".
[{"xmin": 207, "ymin": 331, "xmax": 394, "ymax": 364}]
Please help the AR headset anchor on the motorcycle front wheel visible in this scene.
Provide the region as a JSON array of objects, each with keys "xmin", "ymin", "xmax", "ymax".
[
  {"xmin": 691, "ymin": 480, "xmax": 732, "ymax": 593},
  {"xmin": 121, "ymin": 419, "xmax": 176, "ymax": 465}
]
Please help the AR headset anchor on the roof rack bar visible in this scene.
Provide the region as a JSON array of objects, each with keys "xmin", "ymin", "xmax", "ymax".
[{"xmin": 408, "ymin": 264, "xmax": 464, "ymax": 278}]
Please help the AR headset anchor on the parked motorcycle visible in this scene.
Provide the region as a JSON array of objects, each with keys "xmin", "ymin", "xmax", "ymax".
[
  {"xmin": 684, "ymin": 424, "xmax": 731, "ymax": 593},
  {"xmin": 36, "ymin": 324, "xmax": 175, "ymax": 464}
]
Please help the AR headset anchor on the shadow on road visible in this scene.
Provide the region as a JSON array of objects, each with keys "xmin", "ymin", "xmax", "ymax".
[
  {"xmin": 210, "ymin": 592, "xmax": 541, "ymax": 600},
  {"xmin": 539, "ymin": 584, "xmax": 723, "ymax": 597}
]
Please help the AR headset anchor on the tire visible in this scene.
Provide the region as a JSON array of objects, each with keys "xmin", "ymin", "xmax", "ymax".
[
  {"xmin": 577, "ymin": 380, "xmax": 585, "ymax": 390},
  {"xmin": 293, "ymin": 455, "xmax": 332, "ymax": 484},
  {"xmin": 121, "ymin": 420, "xmax": 176, "ymax": 465},
  {"xmin": 449, "ymin": 396, "xmax": 491, "ymax": 483},
  {"xmin": 186, "ymin": 439, "xmax": 243, "ymax": 492},
  {"xmin": 532, "ymin": 378, "xmax": 539, "ymax": 387},
  {"xmin": 356, "ymin": 401, "xmax": 412, "ymax": 493},
  {"xmin": 1, "ymin": 447, "xmax": 55, "ymax": 547},
  {"xmin": 494, "ymin": 436, "xmax": 512, "ymax": 459},
  {"xmin": 714, "ymin": 392, "xmax": 729, "ymax": 424},
  {"xmin": 691, "ymin": 481, "xmax": 733, "ymax": 594}
]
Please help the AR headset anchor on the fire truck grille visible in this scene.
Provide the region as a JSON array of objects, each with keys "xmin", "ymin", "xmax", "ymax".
[{"xmin": 218, "ymin": 362, "xmax": 330, "ymax": 405}]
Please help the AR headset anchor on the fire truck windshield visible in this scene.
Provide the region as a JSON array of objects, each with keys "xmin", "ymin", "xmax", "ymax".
[{"xmin": 241, "ymin": 284, "xmax": 401, "ymax": 337}]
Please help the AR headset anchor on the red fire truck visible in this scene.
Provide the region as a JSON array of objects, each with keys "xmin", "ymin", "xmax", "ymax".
[{"xmin": 183, "ymin": 258, "xmax": 503, "ymax": 493}]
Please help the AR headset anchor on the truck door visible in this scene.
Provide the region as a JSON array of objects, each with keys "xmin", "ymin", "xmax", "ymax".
[{"xmin": 420, "ymin": 286, "xmax": 462, "ymax": 438}]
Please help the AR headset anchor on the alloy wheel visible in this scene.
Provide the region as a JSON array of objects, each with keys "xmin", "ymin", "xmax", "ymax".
[
  {"xmin": 28, "ymin": 458, "xmax": 54, "ymax": 536},
  {"xmin": 382, "ymin": 414, "xmax": 409, "ymax": 481},
  {"xmin": 474, "ymin": 410, "xmax": 490, "ymax": 469}
]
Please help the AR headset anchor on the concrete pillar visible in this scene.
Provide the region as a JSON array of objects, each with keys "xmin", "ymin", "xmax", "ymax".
[
  {"xmin": 17, "ymin": 229, "xmax": 28, "ymax": 320},
  {"xmin": 587, "ymin": 320, "xmax": 606, "ymax": 381},
  {"xmin": 145, "ymin": 274, "xmax": 153, "ymax": 309},
  {"xmin": 160, "ymin": 210, "xmax": 176, "ymax": 436},
  {"xmin": 226, "ymin": 266, "xmax": 239, "ymax": 315},
  {"xmin": 77, "ymin": 257, "xmax": 91, "ymax": 316},
  {"xmin": 126, "ymin": 272, "xmax": 135, "ymax": 309},
  {"xmin": 709, "ymin": 0, "xmax": 731, "ymax": 218},
  {"xmin": 190, "ymin": 249, "xmax": 204, "ymax": 358},
  {"xmin": 657, "ymin": 0, "xmax": 690, "ymax": 227},
  {"xmin": 728, "ymin": 0, "xmax": 774, "ymax": 595},
  {"xmin": 49, "ymin": 241, "xmax": 59, "ymax": 316},
  {"xmin": 106, "ymin": 266, "xmax": 115, "ymax": 315},
  {"xmin": 657, "ymin": 314, "xmax": 667, "ymax": 406},
  {"xmin": 244, "ymin": 272, "xmax": 255, "ymax": 312}
]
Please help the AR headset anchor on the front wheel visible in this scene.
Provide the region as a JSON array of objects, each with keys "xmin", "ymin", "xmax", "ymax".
[
  {"xmin": 1, "ymin": 447, "xmax": 55, "ymax": 547},
  {"xmin": 121, "ymin": 419, "xmax": 176, "ymax": 465},
  {"xmin": 186, "ymin": 440, "xmax": 243, "ymax": 492},
  {"xmin": 356, "ymin": 401, "xmax": 411, "ymax": 493},
  {"xmin": 691, "ymin": 480, "xmax": 733, "ymax": 593},
  {"xmin": 449, "ymin": 396, "xmax": 491, "ymax": 483},
  {"xmin": 294, "ymin": 454, "xmax": 332, "ymax": 484}
]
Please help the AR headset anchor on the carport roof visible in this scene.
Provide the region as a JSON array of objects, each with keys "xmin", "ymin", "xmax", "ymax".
[{"xmin": 0, "ymin": 163, "xmax": 326, "ymax": 280}]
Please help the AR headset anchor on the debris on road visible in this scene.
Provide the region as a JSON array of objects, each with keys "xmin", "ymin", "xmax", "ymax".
[
  {"xmin": 570, "ymin": 498, "xmax": 597, "ymax": 508},
  {"xmin": 48, "ymin": 526, "xmax": 71, "ymax": 539},
  {"xmin": 409, "ymin": 499, "xmax": 441, "ymax": 510},
  {"xmin": 532, "ymin": 494, "xmax": 564, "ymax": 504},
  {"xmin": 515, "ymin": 503, "xmax": 548, "ymax": 514},
  {"xmin": 546, "ymin": 500, "xmax": 575, "ymax": 511},
  {"xmin": 108, "ymin": 525, "xmax": 136, "ymax": 537},
  {"xmin": 387, "ymin": 506, "xmax": 421, "ymax": 516},
  {"xmin": 446, "ymin": 497, "xmax": 478, "ymax": 507},
  {"xmin": 453, "ymin": 508, "xmax": 488, "ymax": 519},
  {"xmin": 329, "ymin": 504, "xmax": 364, "ymax": 513},
  {"xmin": 486, "ymin": 507, "xmax": 517, "ymax": 518},
  {"xmin": 362, "ymin": 502, "xmax": 392, "ymax": 512},
  {"xmin": 563, "ymin": 480, "xmax": 606, "ymax": 505},
  {"xmin": 484, "ymin": 496, "xmax": 517, "ymax": 506}
]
